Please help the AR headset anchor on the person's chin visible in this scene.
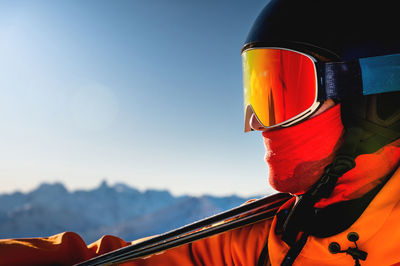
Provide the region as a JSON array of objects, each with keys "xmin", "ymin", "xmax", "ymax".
[
  {"xmin": 269, "ymin": 176, "xmax": 311, "ymax": 195},
  {"xmin": 268, "ymin": 155, "xmax": 334, "ymax": 194},
  {"xmin": 268, "ymin": 168, "xmax": 323, "ymax": 195}
]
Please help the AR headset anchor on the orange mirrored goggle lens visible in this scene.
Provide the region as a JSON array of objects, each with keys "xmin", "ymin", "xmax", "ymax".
[{"xmin": 242, "ymin": 48, "xmax": 317, "ymax": 129}]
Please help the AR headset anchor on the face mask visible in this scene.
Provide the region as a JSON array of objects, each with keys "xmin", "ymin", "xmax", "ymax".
[{"xmin": 262, "ymin": 104, "xmax": 344, "ymax": 194}]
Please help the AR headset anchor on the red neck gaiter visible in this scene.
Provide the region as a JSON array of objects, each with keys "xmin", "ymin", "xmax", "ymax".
[
  {"xmin": 263, "ymin": 103, "xmax": 400, "ymax": 207},
  {"xmin": 263, "ymin": 104, "xmax": 344, "ymax": 195}
]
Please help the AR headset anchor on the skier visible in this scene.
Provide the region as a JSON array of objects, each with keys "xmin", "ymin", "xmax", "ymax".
[{"xmin": 1, "ymin": 0, "xmax": 400, "ymax": 265}]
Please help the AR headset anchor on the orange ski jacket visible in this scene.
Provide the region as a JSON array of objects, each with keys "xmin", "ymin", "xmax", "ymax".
[{"xmin": 1, "ymin": 166, "xmax": 400, "ymax": 265}]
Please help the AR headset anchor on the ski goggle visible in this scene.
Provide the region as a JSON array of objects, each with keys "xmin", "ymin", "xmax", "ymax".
[
  {"xmin": 242, "ymin": 48, "xmax": 320, "ymax": 132},
  {"xmin": 242, "ymin": 48, "xmax": 400, "ymax": 132}
]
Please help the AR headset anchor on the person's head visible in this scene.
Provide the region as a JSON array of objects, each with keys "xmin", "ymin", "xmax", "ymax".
[{"xmin": 242, "ymin": 0, "xmax": 400, "ymax": 194}]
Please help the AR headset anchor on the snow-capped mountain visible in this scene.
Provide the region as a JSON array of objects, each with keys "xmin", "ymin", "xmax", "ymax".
[{"xmin": 0, "ymin": 181, "xmax": 251, "ymax": 243}]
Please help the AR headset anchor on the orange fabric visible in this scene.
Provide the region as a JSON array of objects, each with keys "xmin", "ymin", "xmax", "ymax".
[
  {"xmin": 4, "ymin": 163, "xmax": 400, "ymax": 266},
  {"xmin": 88, "ymin": 234, "xmax": 131, "ymax": 256},
  {"xmin": 0, "ymin": 232, "xmax": 137, "ymax": 265},
  {"xmin": 0, "ymin": 232, "xmax": 92, "ymax": 265},
  {"xmin": 0, "ymin": 220, "xmax": 273, "ymax": 266},
  {"xmin": 132, "ymin": 218, "xmax": 272, "ymax": 266},
  {"xmin": 2, "ymin": 164, "xmax": 400, "ymax": 265},
  {"xmin": 316, "ymin": 138, "xmax": 400, "ymax": 208},
  {"xmin": 269, "ymin": 166, "xmax": 400, "ymax": 266}
]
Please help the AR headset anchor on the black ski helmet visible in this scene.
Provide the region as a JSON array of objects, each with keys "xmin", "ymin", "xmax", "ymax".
[
  {"xmin": 243, "ymin": 0, "xmax": 400, "ymax": 61},
  {"xmin": 243, "ymin": 0, "xmax": 400, "ymax": 154}
]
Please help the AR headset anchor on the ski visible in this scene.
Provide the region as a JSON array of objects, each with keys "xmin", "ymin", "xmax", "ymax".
[{"xmin": 77, "ymin": 192, "xmax": 291, "ymax": 266}]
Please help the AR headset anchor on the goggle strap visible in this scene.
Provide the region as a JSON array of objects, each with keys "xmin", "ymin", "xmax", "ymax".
[
  {"xmin": 321, "ymin": 53, "xmax": 400, "ymax": 101},
  {"xmin": 320, "ymin": 60, "xmax": 363, "ymax": 101},
  {"xmin": 360, "ymin": 53, "xmax": 400, "ymax": 95}
]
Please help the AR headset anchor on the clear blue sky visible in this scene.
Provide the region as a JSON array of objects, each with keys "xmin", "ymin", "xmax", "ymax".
[{"xmin": 0, "ymin": 0, "xmax": 276, "ymax": 197}]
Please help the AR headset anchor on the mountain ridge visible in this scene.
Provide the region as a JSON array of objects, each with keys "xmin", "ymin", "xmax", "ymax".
[{"xmin": 0, "ymin": 181, "xmax": 254, "ymax": 243}]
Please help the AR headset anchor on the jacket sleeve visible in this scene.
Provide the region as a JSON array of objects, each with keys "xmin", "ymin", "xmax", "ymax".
[
  {"xmin": 0, "ymin": 231, "xmax": 195, "ymax": 266},
  {"xmin": 0, "ymin": 232, "xmax": 95, "ymax": 265},
  {"xmin": 0, "ymin": 219, "xmax": 272, "ymax": 266},
  {"xmin": 128, "ymin": 218, "xmax": 272, "ymax": 265}
]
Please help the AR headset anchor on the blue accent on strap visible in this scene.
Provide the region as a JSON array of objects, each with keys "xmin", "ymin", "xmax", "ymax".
[{"xmin": 359, "ymin": 53, "xmax": 400, "ymax": 95}]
